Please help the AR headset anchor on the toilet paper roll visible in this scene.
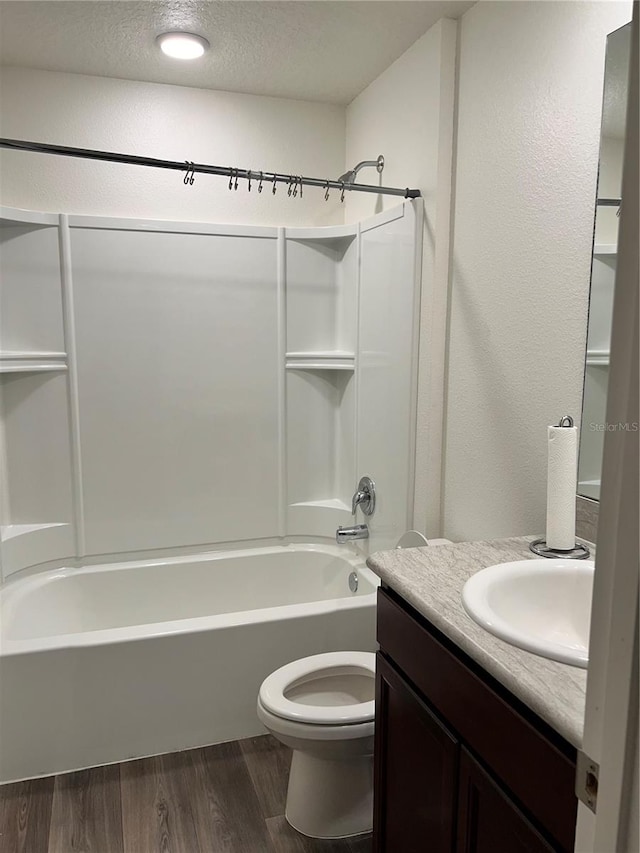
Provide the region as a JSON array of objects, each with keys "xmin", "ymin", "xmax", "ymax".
[{"xmin": 546, "ymin": 423, "xmax": 578, "ymax": 550}]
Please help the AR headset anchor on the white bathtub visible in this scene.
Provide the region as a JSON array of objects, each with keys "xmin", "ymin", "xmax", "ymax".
[{"xmin": 0, "ymin": 543, "xmax": 378, "ymax": 782}]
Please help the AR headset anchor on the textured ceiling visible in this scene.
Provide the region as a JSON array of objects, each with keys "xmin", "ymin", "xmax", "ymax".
[{"xmin": 0, "ymin": 1, "xmax": 475, "ymax": 104}]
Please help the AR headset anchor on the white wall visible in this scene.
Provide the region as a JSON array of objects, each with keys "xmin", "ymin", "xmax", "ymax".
[
  {"xmin": 442, "ymin": 0, "xmax": 632, "ymax": 542},
  {"xmin": 345, "ymin": 19, "xmax": 458, "ymax": 537},
  {"xmin": 0, "ymin": 68, "xmax": 345, "ymax": 227},
  {"xmin": 2, "ymin": 3, "xmax": 630, "ymax": 548}
]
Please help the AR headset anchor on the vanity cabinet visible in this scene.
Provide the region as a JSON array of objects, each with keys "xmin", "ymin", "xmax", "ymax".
[
  {"xmin": 456, "ymin": 749, "xmax": 555, "ymax": 853},
  {"xmin": 374, "ymin": 587, "xmax": 577, "ymax": 853},
  {"xmin": 375, "ymin": 653, "xmax": 458, "ymax": 853}
]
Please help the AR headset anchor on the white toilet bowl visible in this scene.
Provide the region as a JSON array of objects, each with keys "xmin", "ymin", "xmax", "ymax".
[{"xmin": 257, "ymin": 651, "xmax": 376, "ymax": 839}]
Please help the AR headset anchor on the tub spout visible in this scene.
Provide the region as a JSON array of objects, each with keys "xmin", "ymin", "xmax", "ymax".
[{"xmin": 336, "ymin": 524, "xmax": 369, "ymax": 543}]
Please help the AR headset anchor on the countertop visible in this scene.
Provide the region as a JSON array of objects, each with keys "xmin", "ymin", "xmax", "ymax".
[{"xmin": 366, "ymin": 536, "xmax": 588, "ymax": 749}]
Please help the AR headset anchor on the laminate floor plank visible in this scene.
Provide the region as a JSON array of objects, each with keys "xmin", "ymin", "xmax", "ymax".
[
  {"xmin": 120, "ymin": 752, "xmax": 200, "ymax": 853},
  {"xmin": 48, "ymin": 764, "xmax": 123, "ymax": 853},
  {"xmin": 188, "ymin": 741, "xmax": 276, "ymax": 853},
  {"xmin": 0, "ymin": 775, "xmax": 54, "ymax": 853},
  {"xmin": 266, "ymin": 816, "xmax": 372, "ymax": 853},
  {"xmin": 1, "ymin": 735, "xmax": 372, "ymax": 853},
  {"xmin": 346, "ymin": 835, "xmax": 373, "ymax": 853},
  {"xmin": 240, "ymin": 734, "xmax": 291, "ymax": 819}
]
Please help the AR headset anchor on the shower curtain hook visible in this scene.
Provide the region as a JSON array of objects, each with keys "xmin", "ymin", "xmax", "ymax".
[
  {"xmin": 272, "ymin": 174, "xmax": 277, "ymax": 194},
  {"xmin": 183, "ymin": 161, "xmax": 195, "ymax": 185},
  {"xmin": 258, "ymin": 172, "xmax": 263, "ymax": 193},
  {"xmin": 292, "ymin": 176, "xmax": 298, "ymax": 197},
  {"xmin": 247, "ymin": 170, "xmax": 252, "ymax": 192},
  {"xmin": 234, "ymin": 169, "xmax": 239, "ymax": 191},
  {"xmin": 287, "ymin": 176, "xmax": 294, "ymax": 197},
  {"xmin": 324, "ymin": 181, "xmax": 330, "ymax": 201},
  {"xmin": 340, "ymin": 182, "xmax": 345, "ymax": 203},
  {"xmin": 298, "ymin": 176, "xmax": 303, "ymax": 199}
]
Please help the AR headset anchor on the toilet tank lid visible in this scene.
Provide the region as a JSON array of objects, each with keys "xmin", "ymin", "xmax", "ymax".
[{"xmin": 396, "ymin": 531, "xmax": 453, "ymax": 548}]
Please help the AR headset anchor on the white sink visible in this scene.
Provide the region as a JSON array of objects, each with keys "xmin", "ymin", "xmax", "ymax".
[{"xmin": 462, "ymin": 559, "xmax": 595, "ymax": 668}]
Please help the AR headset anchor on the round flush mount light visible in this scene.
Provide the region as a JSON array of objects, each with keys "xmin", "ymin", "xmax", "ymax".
[{"xmin": 156, "ymin": 32, "xmax": 210, "ymax": 60}]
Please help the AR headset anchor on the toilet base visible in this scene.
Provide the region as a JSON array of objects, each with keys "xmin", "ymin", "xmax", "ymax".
[{"xmin": 285, "ymin": 748, "xmax": 374, "ymax": 839}]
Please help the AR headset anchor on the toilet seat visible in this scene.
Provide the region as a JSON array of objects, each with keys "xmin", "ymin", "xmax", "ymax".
[{"xmin": 259, "ymin": 651, "xmax": 375, "ymax": 726}]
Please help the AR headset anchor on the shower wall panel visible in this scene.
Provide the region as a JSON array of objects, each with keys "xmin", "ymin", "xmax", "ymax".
[
  {"xmin": 357, "ymin": 203, "xmax": 421, "ymax": 551},
  {"xmin": 69, "ymin": 224, "xmax": 280, "ymax": 555}
]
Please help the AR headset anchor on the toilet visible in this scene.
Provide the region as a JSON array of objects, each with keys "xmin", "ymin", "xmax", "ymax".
[
  {"xmin": 257, "ymin": 651, "xmax": 376, "ymax": 839},
  {"xmin": 257, "ymin": 532, "xmax": 452, "ymax": 839}
]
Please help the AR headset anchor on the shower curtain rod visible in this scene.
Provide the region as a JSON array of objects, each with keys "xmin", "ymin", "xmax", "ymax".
[{"xmin": 0, "ymin": 138, "xmax": 422, "ymax": 200}]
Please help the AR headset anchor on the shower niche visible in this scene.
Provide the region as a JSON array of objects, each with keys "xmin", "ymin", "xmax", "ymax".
[
  {"xmin": 285, "ymin": 228, "xmax": 358, "ymax": 360},
  {"xmin": 285, "ymin": 226, "xmax": 359, "ymax": 536},
  {"xmin": 0, "ymin": 208, "xmax": 75, "ymax": 576}
]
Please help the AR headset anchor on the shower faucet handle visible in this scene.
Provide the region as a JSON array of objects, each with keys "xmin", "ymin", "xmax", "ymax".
[{"xmin": 351, "ymin": 476, "xmax": 376, "ymax": 516}]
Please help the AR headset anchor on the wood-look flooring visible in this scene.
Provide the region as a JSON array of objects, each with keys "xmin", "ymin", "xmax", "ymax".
[{"xmin": 0, "ymin": 735, "xmax": 372, "ymax": 853}]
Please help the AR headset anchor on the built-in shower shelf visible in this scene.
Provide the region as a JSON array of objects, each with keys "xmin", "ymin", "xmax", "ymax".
[
  {"xmin": 290, "ymin": 499, "xmax": 351, "ymax": 512},
  {"xmin": 0, "ymin": 522, "xmax": 69, "ymax": 541},
  {"xmin": 0, "ymin": 351, "xmax": 68, "ymax": 373},
  {"xmin": 593, "ymin": 244, "xmax": 617, "ymax": 255},
  {"xmin": 0, "ymin": 206, "xmax": 59, "ymax": 228},
  {"xmin": 285, "ymin": 223, "xmax": 358, "ymax": 243},
  {"xmin": 285, "ymin": 352, "xmax": 355, "ymax": 371},
  {"xmin": 287, "ymin": 498, "xmax": 352, "ymax": 538},
  {"xmin": 0, "ymin": 522, "xmax": 73, "ymax": 577}
]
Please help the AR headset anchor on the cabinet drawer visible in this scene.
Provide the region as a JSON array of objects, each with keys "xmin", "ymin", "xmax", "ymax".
[{"xmin": 377, "ymin": 588, "xmax": 577, "ymax": 851}]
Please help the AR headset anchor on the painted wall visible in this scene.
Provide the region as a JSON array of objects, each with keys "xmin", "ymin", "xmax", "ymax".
[
  {"xmin": 345, "ymin": 19, "xmax": 458, "ymax": 537},
  {"xmin": 0, "ymin": 67, "xmax": 345, "ymax": 226},
  {"xmin": 441, "ymin": 0, "xmax": 632, "ymax": 542}
]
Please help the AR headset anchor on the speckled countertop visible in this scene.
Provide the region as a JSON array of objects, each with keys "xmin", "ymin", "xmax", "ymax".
[{"xmin": 366, "ymin": 536, "xmax": 588, "ymax": 749}]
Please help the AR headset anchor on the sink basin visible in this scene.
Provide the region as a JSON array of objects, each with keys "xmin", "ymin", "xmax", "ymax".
[{"xmin": 462, "ymin": 559, "xmax": 595, "ymax": 668}]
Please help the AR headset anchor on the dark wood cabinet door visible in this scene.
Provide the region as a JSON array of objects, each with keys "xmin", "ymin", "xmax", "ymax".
[
  {"xmin": 374, "ymin": 653, "xmax": 459, "ymax": 853},
  {"xmin": 456, "ymin": 748, "xmax": 556, "ymax": 853}
]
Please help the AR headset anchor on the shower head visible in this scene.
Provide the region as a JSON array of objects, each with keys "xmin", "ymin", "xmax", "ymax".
[
  {"xmin": 337, "ymin": 155, "xmax": 384, "ymax": 185},
  {"xmin": 338, "ymin": 168, "xmax": 357, "ymax": 184}
]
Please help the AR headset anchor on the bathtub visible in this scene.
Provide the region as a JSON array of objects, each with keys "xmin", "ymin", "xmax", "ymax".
[{"xmin": 0, "ymin": 543, "xmax": 378, "ymax": 782}]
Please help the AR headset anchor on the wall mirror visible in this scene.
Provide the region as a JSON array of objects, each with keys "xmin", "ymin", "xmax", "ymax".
[{"xmin": 578, "ymin": 20, "xmax": 632, "ymax": 501}]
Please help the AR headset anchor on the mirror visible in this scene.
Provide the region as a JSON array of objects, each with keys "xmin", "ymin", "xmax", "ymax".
[{"xmin": 578, "ymin": 21, "xmax": 632, "ymax": 501}]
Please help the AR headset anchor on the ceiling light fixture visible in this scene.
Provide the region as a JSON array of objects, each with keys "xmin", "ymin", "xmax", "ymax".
[{"xmin": 156, "ymin": 32, "xmax": 210, "ymax": 60}]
